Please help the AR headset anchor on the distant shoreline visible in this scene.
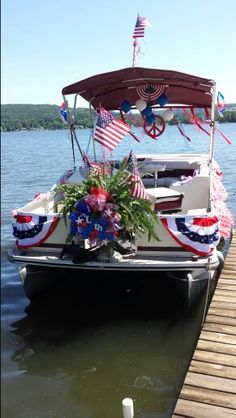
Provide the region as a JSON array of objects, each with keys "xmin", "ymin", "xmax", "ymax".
[
  {"xmin": 2, "ymin": 121, "xmax": 236, "ymax": 134},
  {"xmin": 1, "ymin": 103, "xmax": 236, "ymax": 132}
]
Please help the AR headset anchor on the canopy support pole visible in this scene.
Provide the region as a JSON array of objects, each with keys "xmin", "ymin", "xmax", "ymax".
[
  {"xmin": 89, "ymin": 101, "xmax": 97, "ymax": 162},
  {"xmin": 62, "ymin": 94, "xmax": 85, "ymax": 166},
  {"xmin": 208, "ymin": 82, "xmax": 216, "ymax": 166},
  {"xmin": 70, "ymin": 127, "xmax": 76, "ymax": 168}
]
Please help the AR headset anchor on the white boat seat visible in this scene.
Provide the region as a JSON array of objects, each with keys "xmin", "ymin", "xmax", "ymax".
[
  {"xmin": 138, "ymin": 162, "xmax": 166, "ymax": 175},
  {"xmin": 147, "ymin": 187, "xmax": 184, "ymax": 213}
]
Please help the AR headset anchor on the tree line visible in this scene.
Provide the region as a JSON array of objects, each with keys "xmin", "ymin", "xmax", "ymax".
[
  {"xmin": 1, "ymin": 104, "xmax": 95, "ymax": 132},
  {"xmin": 1, "ymin": 103, "xmax": 236, "ymax": 132}
]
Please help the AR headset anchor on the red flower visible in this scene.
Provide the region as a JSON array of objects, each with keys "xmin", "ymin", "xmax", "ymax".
[
  {"xmin": 90, "ymin": 187, "xmax": 112, "ymax": 201},
  {"xmin": 89, "ymin": 230, "xmax": 98, "ymax": 241}
]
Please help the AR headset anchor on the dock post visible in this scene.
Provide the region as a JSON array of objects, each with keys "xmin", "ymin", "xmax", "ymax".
[{"xmin": 122, "ymin": 398, "xmax": 134, "ymax": 418}]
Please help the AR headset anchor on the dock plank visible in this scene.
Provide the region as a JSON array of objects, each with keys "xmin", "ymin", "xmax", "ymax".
[
  {"xmin": 210, "ymin": 300, "xmax": 236, "ymax": 309},
  {"xmin": 224, "ymin": 261, "xmax": 236, "ymax": 272},
  {"xmin": 207, "ymin": 306, "xmax": 236, "ymax": 318},
  {"xmin": 184, "ymin": 372, "xmax": 236, "ymax": 393},
  {"xmin": 212, "ymin": 294, "xmax": 236, "ymax": 304},
  {"xmin": 206, "ymin": 314, "xmax": 236, "ymax": 326},
  {"xmin": 203, "ymin": 322, "xmax": 236, "ymax": 335},
  {"xmin": 173, "ymin": 399, "xmax": 236, "ymax": 417},
  {"xmin": 192, "ymin": 350, "xmax": 236, "ymax": 367},
  {"xmin": 200, "ymin": 330, "xmax": 236, "ymax": 345},
  {"xmin": 189, "ymin": 359, "xmax": 236, "ymax": 379},
  {"xmin": 218, "ymin": 277, "xmax": 236, "ymax": 283},
  {"xmin": 217, "ymin": 283, "xmax": 236, "ymax": 291},
  {"xmin": 220, "ymin": 271, "xmax": 236, "ymax": 279},
  {"xmin": 218, "ymin": 279, "xmax": 236, "ymax": 285},
  {"xmin": 214, "ymin": 289, "xmax": 236, "ymax": 297},
  {"xmin": 181, "ymin": 384, "xmax": 236, "ymax": 408},
  {"xmin": 196, "ymin": 339, "xmax": 236, "ymax": 355},
  {"xmin": 224, "ymin": 257, "xmax": 236, "ymax": 263}
]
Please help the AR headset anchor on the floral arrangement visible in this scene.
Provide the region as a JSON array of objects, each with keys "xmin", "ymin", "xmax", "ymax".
[
  {"xmin": 56, "ymin": 159, "xmax": 159, "ymax": 248},
  {"xmin": 69, "ymin": 186, "xmax": 121, "ymax": 243}
]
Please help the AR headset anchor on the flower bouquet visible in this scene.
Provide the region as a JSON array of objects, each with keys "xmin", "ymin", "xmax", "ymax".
[{"xmin": 56, "ymin": 158, "xmax": 159, "ymax": 253}]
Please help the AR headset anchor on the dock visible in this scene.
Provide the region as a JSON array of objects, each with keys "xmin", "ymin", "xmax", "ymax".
[{"xmin": 172, "ymin": 233, "xmax": 236, "ymax": 417}]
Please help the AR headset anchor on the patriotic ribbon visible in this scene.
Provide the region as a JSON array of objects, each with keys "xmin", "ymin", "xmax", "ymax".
[
  {"xmin": 175, "ymin": 118, "xmax": 191, "ymax": 142},
  {"xmin": 161, "ymin": 215, "xmax": 220, "ymax": 256},
  {"xmin": 191, "ymin": 108, "xmax": 232, "ymax": 144},
  {"xmin": 12, "ymin": 212, "xmax": 59, "ymax": 248},
  {"xmin": 210, "ymin": 161, "xmax": 234, "ymax": 238}
]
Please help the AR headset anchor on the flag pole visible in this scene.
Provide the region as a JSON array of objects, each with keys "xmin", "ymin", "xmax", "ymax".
[
  {"xmin": 119, "ymin": 110, "xmax": 140, "ymax": 142},
  {"xmin": 132, "ymin": 14, "xmax": 139, "ymax": 67},
  {"xmin": 132, "ymin": 39, "xmax": 138, "ymax": 67},
  {"xmin": 62, "ymin": 94, "xmax": 84, "ymax": 164},
  {"xmin": 131, "ymin": 14, "xmax": 150, "ymax": 67}
]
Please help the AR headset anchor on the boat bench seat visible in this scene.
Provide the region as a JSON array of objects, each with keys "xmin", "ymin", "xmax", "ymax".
[
  {"xmin": 147, "ymin": 187, "xmax": 184, "ymax": 213},
  {"xmin": 141, "ymin": 168, "xmax": 197, "ymax": 188}
]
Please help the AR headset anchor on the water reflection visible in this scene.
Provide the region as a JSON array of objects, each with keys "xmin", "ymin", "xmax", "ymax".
[{"xmin": 9, "ymin": 273, "xmax": 205, "ymax": 418}]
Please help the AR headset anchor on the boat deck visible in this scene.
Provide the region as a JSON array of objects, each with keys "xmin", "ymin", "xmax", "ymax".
[
  {"xmin": 172, "ymin": 233, "xmax": 236, "ymax": 417},
  {"xmin": 8, "ymin": 246, "xmax": 218, "ymax": 271}
]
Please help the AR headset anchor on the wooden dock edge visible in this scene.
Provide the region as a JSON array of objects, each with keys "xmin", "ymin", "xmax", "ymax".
[{"xmin": 172, "ymin": 232, "xmax": 236, "ymax": 417}]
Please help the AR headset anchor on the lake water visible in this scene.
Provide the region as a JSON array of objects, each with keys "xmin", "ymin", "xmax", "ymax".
[{"xmin": 1, "ymin": 124, "xmax": 236, "ymax": 418}]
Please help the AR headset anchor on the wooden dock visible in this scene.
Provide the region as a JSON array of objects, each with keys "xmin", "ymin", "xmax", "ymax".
[{"xmin": 172, "ymin": 233, "xmax": 236, "ymax": 417}]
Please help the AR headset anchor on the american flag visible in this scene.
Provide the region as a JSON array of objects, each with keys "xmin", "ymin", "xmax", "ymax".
[
  {"xmin": 83, "ymin": 154, "xmax": 111, "ymax": 176},
  {"xmin": 133, "ymin": 15, "xmax": 151, "ymax": 38},
  {"xmin": 59, "ymin": 101, "xmax": 68, "ymax": 123},
  {"xmin": 127, "ymin": 151, "xmax": 148, "ymax": 199},
  {"xmin": 217, "ymin": 91, "xmax": 225, "ymax": 117},
  {"xmin": 94, "ymin": 108, "xmax": 130, "ymax": 151}
]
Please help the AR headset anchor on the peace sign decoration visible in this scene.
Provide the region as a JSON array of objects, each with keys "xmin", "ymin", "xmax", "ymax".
[{"xmin": 143, "ymin": 115, "xmax": 166, "ymax": 139}]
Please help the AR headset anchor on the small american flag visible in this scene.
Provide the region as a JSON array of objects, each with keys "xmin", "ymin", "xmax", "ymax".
[
  {"xmin": 217, "ymin": 91, "xmax": 225, "ymax": 117},
  {"xmin": 127, "ymin": 151, "xmax": 148, "ymax": 199},
  {"xmin": 60, "ymin": 101, "xmax": 68, "ymax": 123},
  {"xmin": 83, "ymin": 155, "xmax": 111, "ymax": 176},
  {"xmin": 133, "ymin": 15, "xmax": 151, "ymax": 38},
  {"xmin": 94, "ymin": 108, "xmax": 130, "ymax": 151}
]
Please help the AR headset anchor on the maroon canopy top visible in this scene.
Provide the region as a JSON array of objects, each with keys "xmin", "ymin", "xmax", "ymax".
[{"xmin": 62, "ymin": 67, "xmax": 215, "ymax": 109}]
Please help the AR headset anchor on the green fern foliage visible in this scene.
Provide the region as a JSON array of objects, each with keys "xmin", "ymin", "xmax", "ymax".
[{"xmin": 56, "ymin": 161, "xmax": 159, "ymax": 242}]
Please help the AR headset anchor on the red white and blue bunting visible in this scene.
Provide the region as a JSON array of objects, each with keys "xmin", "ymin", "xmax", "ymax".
[
  {"xmin": 12, "ymin": 212, "xmax": 59, "ymax": 248},
  {"xmin": 161, "ymin": 216, "xmax": 220, "ymax": 256},
  {"xmin": 210, "ymin": 161, "xmax": 234, "ymax": 238}
]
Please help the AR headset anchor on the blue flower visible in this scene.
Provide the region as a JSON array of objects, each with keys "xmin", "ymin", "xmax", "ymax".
[
  {"xmin": 69, "ymin": 212, "xmax": 78, "ymax": 222},
  {"xmin": 76, "ymin": 200, "xmax": 89, "ymax": 214},
  {"xmin": 80, "ymin": 222, "xmax": 93, "ymax": 239}
]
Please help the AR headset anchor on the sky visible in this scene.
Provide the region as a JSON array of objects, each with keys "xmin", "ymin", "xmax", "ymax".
[{"xmin": 2, "ymin": 0, "xmax": 236, "ymax": 108}]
